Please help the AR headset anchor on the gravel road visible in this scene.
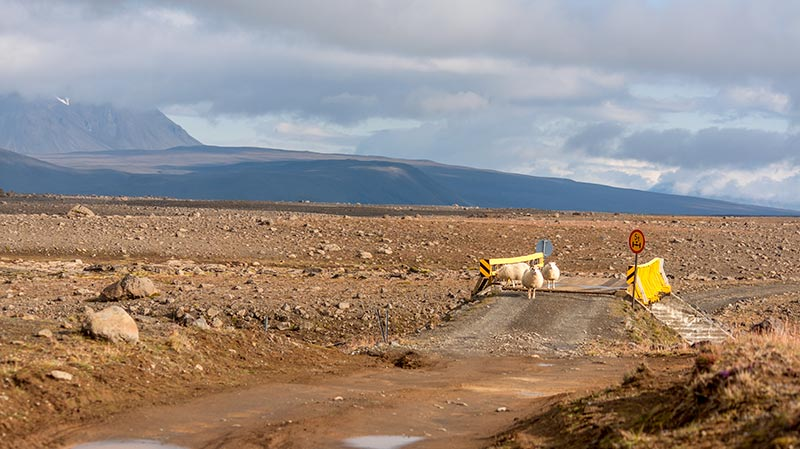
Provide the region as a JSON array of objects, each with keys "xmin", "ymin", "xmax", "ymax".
[{"xmin": 411, "ymin": 290, "xmax": 627, "ymax": 357}]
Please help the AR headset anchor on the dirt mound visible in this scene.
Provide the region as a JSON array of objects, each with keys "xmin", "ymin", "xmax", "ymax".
[
  {"xmin": 490, "ymin": 333, "xmax": 800, "ymax": 448},
  {"xmin": 384, "ymin": 349, "xmax": 433, "ymax": 369}
]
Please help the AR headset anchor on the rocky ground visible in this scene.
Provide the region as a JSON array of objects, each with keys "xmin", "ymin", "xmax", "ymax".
[{"xmin": 1, "ymin": 195, "xmax": 799, "ymax": 448}]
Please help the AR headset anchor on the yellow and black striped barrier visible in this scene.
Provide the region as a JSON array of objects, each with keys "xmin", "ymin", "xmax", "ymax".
[
  {"xmin": 472, "ymin": 251, "xmax": 545, "ymax": 297},
  {"xmin": 479, "ymin": 252, "xmax": 545, "ymax": 279},
  {"xmin": 626, "ymin": 257, "xmax": 672, "ymax": 304},
  {"xmin": 479, "ymin": 258, "xmax": 492, "ymax": 278}
]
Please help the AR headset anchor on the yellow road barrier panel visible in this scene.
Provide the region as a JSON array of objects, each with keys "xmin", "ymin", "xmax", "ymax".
[
  {"xmin": 626, "ymin": 257, "xmax": 672, "ymax": 304},
  {"xmin": 472, "ymin": 251, "xmax": 545, "ymax": 297}
]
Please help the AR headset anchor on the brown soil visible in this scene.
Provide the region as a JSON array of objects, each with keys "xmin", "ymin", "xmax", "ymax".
[{"xmin": 1, "ymin": 195, "xmax": 799, "ymax": 448}]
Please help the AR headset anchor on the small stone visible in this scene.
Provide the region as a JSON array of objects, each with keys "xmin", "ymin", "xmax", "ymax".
[
  {"xmin": 36, "ymin": 329, "xmax": 53, "ymax": 339},
  {"xmin": 275, "ymin": 321, "xmax": 292, "ymax": 331},
  {"xmin": 192, "ymin": 317, "xmax": 211, "ymax": 330},
  {"xmin": 333, "ymin": 396, "xmax": 344, "ymax": 401},
  {"xmin": 496, "ymin": 406, "xmax": 509, "ymax": 412},
  {"xmin": 49, "ymin": 370, "xmax": 73, "ymax": 381},
  {"xmin": 337, "ymin": 302, "xmax": 351, "ymax": 310},
  {"xmin": 358, "ymin": 251, "xmax": 373, "ymax": 259}
]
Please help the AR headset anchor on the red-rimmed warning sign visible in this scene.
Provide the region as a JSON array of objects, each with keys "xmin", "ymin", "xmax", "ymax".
[{"xmin": 629, "ymin": 229, "xmax": 645, "ymax": 254}]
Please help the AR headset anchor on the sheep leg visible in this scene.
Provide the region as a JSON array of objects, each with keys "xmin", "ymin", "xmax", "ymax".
[{"xmin": 527, "ymin": 288, "xmax": 532, "ymax": 299}]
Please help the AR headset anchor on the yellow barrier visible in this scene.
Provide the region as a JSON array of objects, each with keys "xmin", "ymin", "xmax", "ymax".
[
  {"xmin": 473, "ymin": 251, "xmax": 545, "ymax": 297},
  {"xmin": 479, "ymin": 252, "xmax": 545, "ymax": 278},
  {"xmin": 626, "ymin": 257, "xmax": 672, "ymax": 304}
]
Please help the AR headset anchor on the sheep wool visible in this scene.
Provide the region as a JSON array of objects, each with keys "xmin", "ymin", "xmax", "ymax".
[
  {"xmin": 542, "ymin": 262, "xmax": 561, "ymax": 288},
  {"xmin": 522, "ymin": 266, "xmax": 544, "ymax": 299},
  {"xmin": 495, "ymin": 262, "xmax": 529, "ymax": 287}
]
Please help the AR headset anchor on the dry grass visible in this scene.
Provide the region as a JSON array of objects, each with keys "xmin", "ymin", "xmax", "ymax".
[{"xmin": 492, "ymin": 329, "xmax": 800, "ymax": 449}]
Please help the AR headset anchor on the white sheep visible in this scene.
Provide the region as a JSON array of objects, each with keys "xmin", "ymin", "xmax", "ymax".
[
  {"xmin": 494, "ymin": 262, "xmax": 529, "ymax": 287},
  {"xmin": 541, "ymin": 261, "xmax": 560, "ymax": 288},
  {"xmin": 522, "ymin": 266, "xmax": 544, "ymax": 299}
]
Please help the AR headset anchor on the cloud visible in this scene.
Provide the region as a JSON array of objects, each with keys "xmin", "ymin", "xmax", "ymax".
[
  {"xmin": 564, "ymin": 122, "xmax": 625, "ymax": 154},
  {"xmin": 4, "ymin": 0, "xmax": 800, "ymax": 209},
  {"xmin": 650, "ymin": 164, "xmax": 800, "ymax": 210},
  {"xmin": 617, "ymin": 127, "xmax": 796, "ymax": 169},
  {"xmin": 721, "ymin": 86, "xmax": 791, "ymax": 114},
  {"xmin": 415, "ymin": 90, "xmax": 488, "ymax": 115}
]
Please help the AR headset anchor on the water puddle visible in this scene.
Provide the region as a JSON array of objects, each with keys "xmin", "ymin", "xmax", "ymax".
[
  {"xmin": 343, "ymin": 435, "xmax": 425, "ymax": 449},
  {"xmin": 519, "ymin": 390, "xmax": 547, "ymax": 398},
  {"xmin": 69, "ymin": 440, "xmax": 187, "ymax": 449}
]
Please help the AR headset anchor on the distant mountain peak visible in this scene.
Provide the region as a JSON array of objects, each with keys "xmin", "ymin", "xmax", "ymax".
[{"xmin": 0, "ymin": 93, "xmax": 201, "ymax": 154}]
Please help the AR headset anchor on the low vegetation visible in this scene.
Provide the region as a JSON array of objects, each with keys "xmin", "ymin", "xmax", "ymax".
[{"xmin": 491, "ymin": 329, "xmax": 800, "ymax": 448}]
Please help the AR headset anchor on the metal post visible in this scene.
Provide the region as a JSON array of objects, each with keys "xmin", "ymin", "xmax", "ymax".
[
  {"xmin": 631, "ymin": 252, "xmax": 639, "ymax": 306},
  {"xmin": 385, "ymin": 307, "xmax": 390, "ymax": 343}
]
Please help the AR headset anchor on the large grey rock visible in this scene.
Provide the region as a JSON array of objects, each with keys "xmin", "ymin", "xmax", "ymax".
[
  {"xmin": 83, "ymin": 305, "xmax": 139, "ymax": 343},
  {"xmin": 100, "ymin": 275, "xmax": 157, "ymax": 300}
]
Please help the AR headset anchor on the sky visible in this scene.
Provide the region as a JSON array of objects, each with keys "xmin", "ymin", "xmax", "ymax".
[{"xmin": 2, "ymin": 0, "xmax": 800, "ymax": 209}]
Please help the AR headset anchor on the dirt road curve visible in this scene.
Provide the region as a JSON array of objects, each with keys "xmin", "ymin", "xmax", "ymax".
[{"xmin": 55, "ymin": 290, "xmax": 641, "ymax": 449}]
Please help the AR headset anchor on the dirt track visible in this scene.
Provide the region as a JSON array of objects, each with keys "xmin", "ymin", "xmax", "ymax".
[
  {"xmin": 411, "ymin": 292, "xmax": 630, "ymax": 357},
  {"xmin": 52, "ymin": 290, "xmax": 676, "ymax": 449}
]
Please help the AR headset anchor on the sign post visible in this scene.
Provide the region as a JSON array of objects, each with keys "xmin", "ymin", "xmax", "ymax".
[
  {"xmin": 628, "ymin": 229, "xmax": 645, "ymax": 305},
  {"xmin": 535, "ymin": 239, "xmax": 553, "ymax": 257}
]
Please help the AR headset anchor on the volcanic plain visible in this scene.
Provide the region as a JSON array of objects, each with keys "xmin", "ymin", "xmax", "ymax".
[{"xmin": 1, "ymin": 195, "xmax": 799, "ymax": 448}]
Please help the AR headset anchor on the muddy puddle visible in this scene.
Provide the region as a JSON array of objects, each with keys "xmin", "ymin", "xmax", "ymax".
[
  {"xmin": 55, "ymin": 357, "xmax": 642, "ymax": 449},
  {"xmin": 343, "ymin": 435, "xmax": 425, "ymax": 449},
  {"xmin": 69, "ymin": 440, "xmax": 186, "ymax": 449}
]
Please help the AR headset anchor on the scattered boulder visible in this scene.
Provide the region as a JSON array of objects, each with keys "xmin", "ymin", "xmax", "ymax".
[
  {"xmin": 191, "ymin": 316, "xmax": 211, "ymax": 330},
  {"xmin": 275, "ymin": 321, "xmax": 293, "ymax": 331},
  {"xmin": 67, "ymin": 204, "xmax": 96, "ymax": 218},
  {"xmin": 84, "ymin": 264, "xmax": 115, "ymax": 272},
  {"xmin": 36, "ymin": 329, "xmax": 53, "ymax": 339},
  {"xmin": 100, "ymin": 275, "xmax": 157, "ymax": 301},
  {"xmin": 206, "ymin": 307, "xmax": 221, "ymax": 318},
  {"xmin": 83, "ymin": 305, "xmax": 139, "ymax": 343},
  {"xmin": 48, "ymin": 370, "xmax": 74, "ymax": 381},
  {"xmin": 750, "ymin": 317, "xmax": 785, "ymax": 335},
  {"xmin": 358, "ymin": 251, "xmax": 373, "ymax": 260}
]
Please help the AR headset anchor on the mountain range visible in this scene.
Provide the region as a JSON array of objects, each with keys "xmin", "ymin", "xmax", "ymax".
[
  {"xmin": 0, "ymin": 145, "xmax": 795, "ymax": 215},
  {"xmin": 0, "ymin": 94, "xmax": 199, "ymax": 154},
  {"xmin": 0, "ymin": 95, "xmax": 795, "ymax": 215}
]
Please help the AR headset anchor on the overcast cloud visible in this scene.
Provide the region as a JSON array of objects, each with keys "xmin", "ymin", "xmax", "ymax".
[{"xmin": 2, "ymin": 0, "xmax": 800, "ymax": 209}]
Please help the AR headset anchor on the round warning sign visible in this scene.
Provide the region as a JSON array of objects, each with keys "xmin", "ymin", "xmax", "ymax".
[{"xmin": 629, "ymin": 229, "xmax": 645, "ymax": 254}]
